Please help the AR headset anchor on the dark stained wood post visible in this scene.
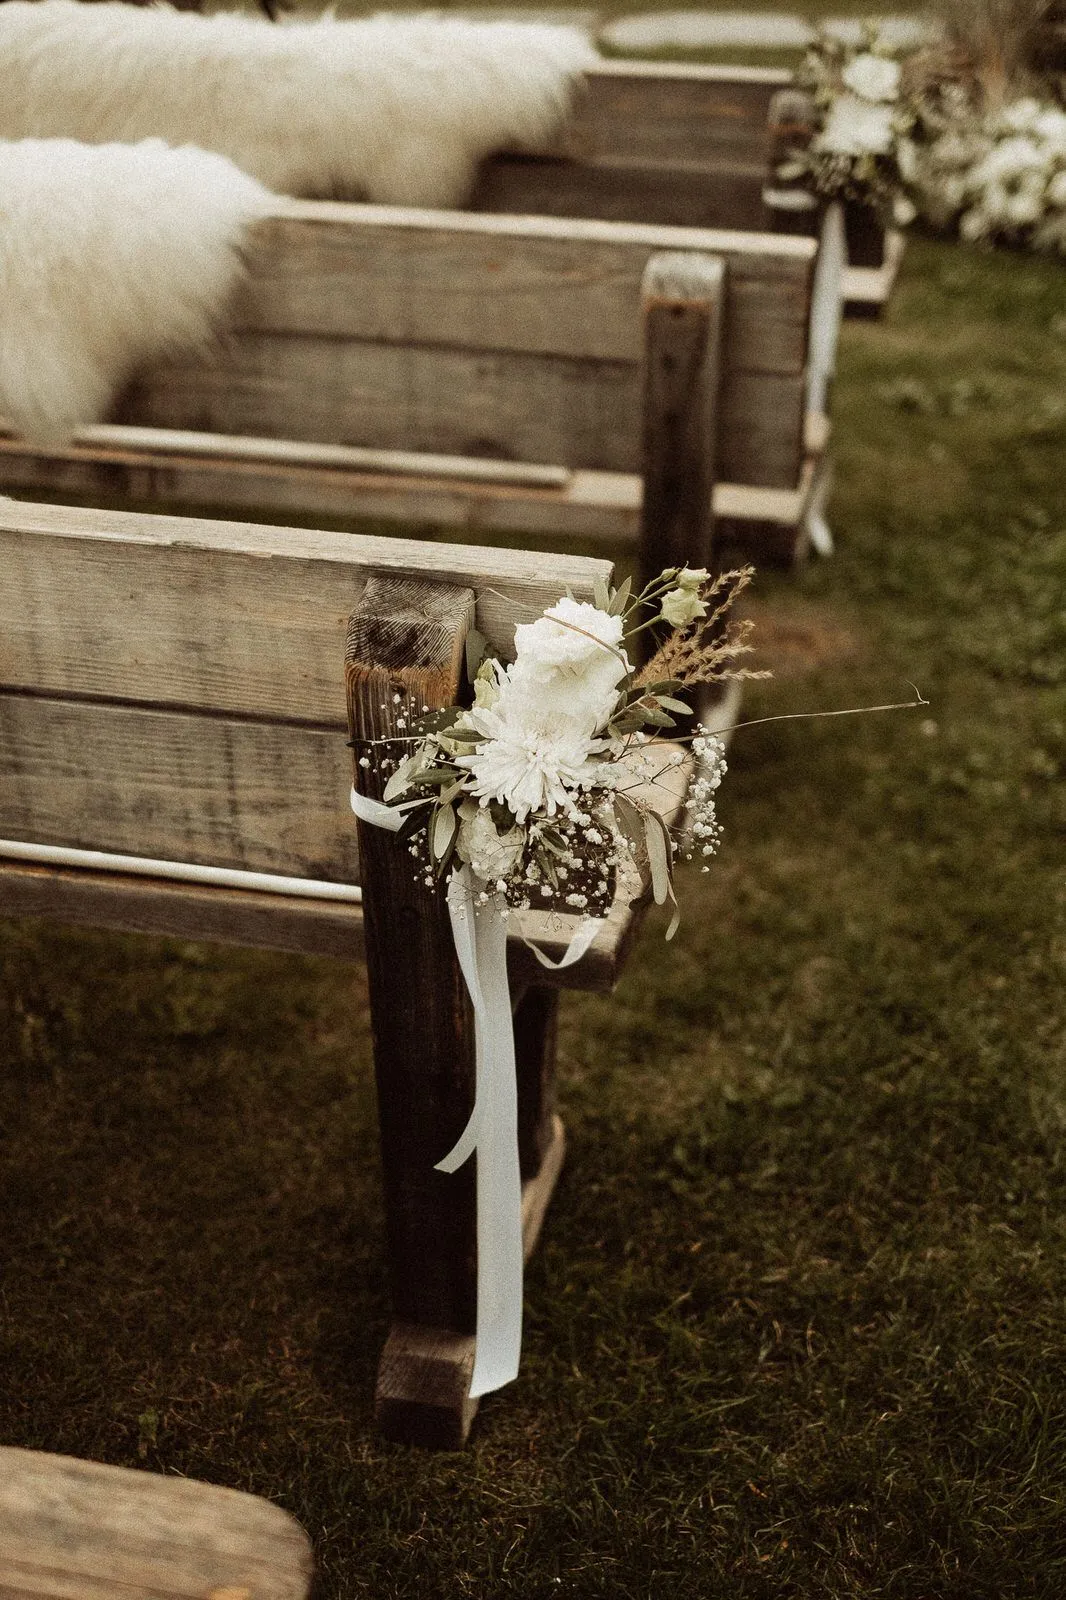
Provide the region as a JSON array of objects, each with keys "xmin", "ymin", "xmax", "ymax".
[
  {"xmin": 346, "ymin": 574, "xmax": 481, "ymax": 1449},
  {"xmin": 513, "ymin": 984, "xmax": 560, "ymax": 1183},
  {"xmin": 639, "ymin": 250, "xmax": 725, "ymax": 593},
  {"xmin": 764, "ymin": 87, "xmax": 820, "ymax": 238}
]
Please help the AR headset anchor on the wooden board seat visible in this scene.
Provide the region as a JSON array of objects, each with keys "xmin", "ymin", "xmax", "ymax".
[{"xmin": 0, "ymin": 1447, "xmax": 312, "ymax": 1600}]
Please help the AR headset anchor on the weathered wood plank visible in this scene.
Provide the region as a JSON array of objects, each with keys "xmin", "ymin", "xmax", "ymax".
[
  {"xmin": 0, "ymin": 858, "xmax": 368, "ymax": 959},
  {"xmin": 0, "ymin": 439, "xmax": 817, "ymax": 555},
  {"xmin": 472, "ymin": 153, "xmax": 770, "ymax": 234},
  {"xmin": 119, "ymin": 337, "xmax": 805, "ymax": 486},
  {"xmin": 0, "ymin": 498, "xmax": 610, "ymax": 715},
  {"xmin": 577, "ymin": 61, "xmax": 791, "ymax": 166},
  {"xmin": 0, "ymin": 1447, "xmax": 312, "ymax": 1600},
  {"xmin": 236, "ymin": 201, "xmax": 814, "ymax": 370},
  {"xmin": 640, "ymin": 252, "xmax": 725, "ymax": 583},
  {"xmin": 0, "ymin": 693, "xmax": 358, "ymax": 880}
]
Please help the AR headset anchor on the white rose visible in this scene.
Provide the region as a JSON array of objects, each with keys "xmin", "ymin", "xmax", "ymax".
[
  {"xmin": 509, "ymin": 596, "xmax": 629, "ymax": 733},
  {"xmin": 660, "ymin": 586, "xmax": 708, "ymax": 627},
  {"xmin": 816, "ymin": 96, "xmax": 895, "ymax": 157},
  {"xmin": 454, "ymin": 802, "xmax": 525, "ymax": 881},
  {"xmin": 512, "ymin": 598, "xmax": 624, "ymax": 676},
  {"xmin": 841, "ymin": 53, "xmax": 901, "ymax": 104}
]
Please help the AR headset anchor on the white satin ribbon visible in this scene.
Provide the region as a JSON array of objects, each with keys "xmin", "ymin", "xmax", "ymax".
[{"xmin": 350, "ymin": 784, "xmax": 603, "ymax": 1397}]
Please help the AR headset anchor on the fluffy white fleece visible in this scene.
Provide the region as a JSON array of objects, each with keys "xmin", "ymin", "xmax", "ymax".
[
  {"xmin": 0, "ymin": 3, "xmax": 594, "ymax": 206},
  {"xmin": 0, "ymin": 138, "xmax": 274, "ymax": 442}
]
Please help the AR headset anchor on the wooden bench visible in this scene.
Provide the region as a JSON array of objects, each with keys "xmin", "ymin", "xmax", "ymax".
[
  {"xmin": 0, "ymin": 201, "xmax": 829, "ymax": 567},
  {"xmin": 0, "ymin": 496, "xmax": 691, "ymax": 1447},
  {"xmin": 0, "ymin": 1447, "xmax": 312, "ymax": 1600},
  {"xmin": 475, "ymin": 59, "xmax": 904, "ymax": 318}
]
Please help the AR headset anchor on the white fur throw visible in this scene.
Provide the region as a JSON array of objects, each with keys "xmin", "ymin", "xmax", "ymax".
[
  {"xmin": 0, "ymin": 138, "xmax": 274, "ymax": 442},
  {"xmin": 0, "ymin": 3, "xmax": 595, "ymax": 206}
]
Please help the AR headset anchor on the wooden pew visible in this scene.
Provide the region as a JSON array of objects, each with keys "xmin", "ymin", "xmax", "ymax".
[
  {"xmin": 0, "ymin": 203, "xmax": 826, "ymax": 566},
  {"xmin": 0, "ymin": 498, "xmax": 690, "ymax": 1447},
  {"xmin": 475, "ymin": 59, "xmax": 904, "ymax": 319},
  {"xmin": 0, "ymin": 1447, "xmax": 312, "ymax": 1600}
]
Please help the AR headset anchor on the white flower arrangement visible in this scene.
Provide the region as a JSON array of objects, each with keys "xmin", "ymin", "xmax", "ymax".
[
  {"xmin": 902, "ymin": 91, "xmax": 1066, "ymax": 252},
  {"xmin": 780, "ymin": 28, "xmax": 915, "ymax": 218},
  {"xmin": 356, "ymin": 566, "xmax": 766, "ymax": 937}
]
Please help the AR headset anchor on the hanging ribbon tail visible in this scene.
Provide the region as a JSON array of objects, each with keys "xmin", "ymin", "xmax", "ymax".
[
  {"xmin": 439, "ymin": 865, "xmax": 523, "ymax": 1399},
  {"xmin": 351, "ymin": 784, "xmax": 605, "ymax": 1403},
  {"xmin": 434, "ymin": 871, "xmax": 488, "ymax": 1173}
]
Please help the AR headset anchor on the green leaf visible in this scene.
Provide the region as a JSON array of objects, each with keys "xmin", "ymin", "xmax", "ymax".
[
  {"xmin": 464, "ymin": 628, "xmax": 489, "ymax": 683},
  {"xmin": 431, "ymin": 804, "xmax": 457, "ymax": 862},
  {"xmin": 635, "ymin": 704, "xmax": 677, "ymax": 728},
  {"xmin": 608, "ymin": 575, "xmax": 633, "ymax": 616},
  {"xmin": 593, "ymin": 575, "xmax": 611, "ymax": 612},
  {"xmin": 643, "ymin": 810, "xmax": 672, "ymax": 906},
  {"xmin": 396, "ymin": 800, "xmax": 433, "ymax": 843},
  {"xmin": 382, "ymin": 754, "xmax": 417, "ymax": 802},
  {"xmin": 664, "ymin": 876, "xmax": 681, "ymax": 942},
  {"xmin": 614, "ymin": 791, "xmax": 647, "ymax": 866},
  {"xmin": 656, "ymin": 696, "xmax": 693, "ymax": 716}
]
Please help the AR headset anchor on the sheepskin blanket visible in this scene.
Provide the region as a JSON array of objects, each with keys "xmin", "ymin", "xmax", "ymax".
[
  {"xmin": 0, "ymin": 3, "xmax": 594, "ymax": 207},
  {"xmin": 0, "ymin": 138, "xmax": 273, "ymax": 442}
]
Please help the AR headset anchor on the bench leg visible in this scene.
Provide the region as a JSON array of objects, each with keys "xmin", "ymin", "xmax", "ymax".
[
  {"xmin": 375, "ymin": 1115, "xmax": 566, "ymax": 1449},
  {"xmin": 347, "ymin": 579, "xmax": 567, "ymax": 1449}
]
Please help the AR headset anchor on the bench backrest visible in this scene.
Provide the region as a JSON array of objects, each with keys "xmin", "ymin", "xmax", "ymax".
[
  {"xmin": 115, "ymin": 202, "xmax": 816, "ymax": 492},
  {"xmin": 0, "ymin": 499, "xmax": 609, "ymax": 882},
  {"xmin": 475, "ymin": 61, "xmax": 793, "ymax": 231}
]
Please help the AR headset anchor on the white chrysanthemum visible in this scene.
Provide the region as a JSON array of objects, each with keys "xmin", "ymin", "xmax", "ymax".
[
  {"xmin": 454, "ymin": 702, "xmax": 613, "ymax": 823},
  {"xmin": 841, "ymin": 52, "xmax": 901, "ymax": 104},
  {"xmin": 816, "ymin": 95, "xmax": 895, "ymax": 157}
]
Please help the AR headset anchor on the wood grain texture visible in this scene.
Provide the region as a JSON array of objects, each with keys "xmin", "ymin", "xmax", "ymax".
[
  {"xmin": 119, "ymin": 336, "xmax": 805, "ymax": 488},
  {"xmin": 472, "ymin": 154, "xmax": 770, "ymax": 234},
  {"xmin": 0, "ymin": 498, "xmax": 609, "ymax": 715},
  {"xmin": 235, "ymin": 202, "xmax": 814, "ymax": 365},
  {"xmin": 0, "ymin": 692, "xmax": 358, "ymax": 880},
  {"xmin": 0, "ymin": 859, "xmax": 367, "ymax": 959},
  {"xmin": 577, "ymin": 62, "xmax": 791, "ymax": 167},
  {"xmin": 0, "ymin": 1447, "xmax": 312, "ymax": 1600},
  {"xmin": 0, "ymin": 443, "xmax": 815, "ymax": 557},
  {"xmin": 347, "ymin": 577, "xmax": 479, "ymax": 1339},
  {"xmin": 640, "ymin": 251, "xmax": 725, "ymax": 585}
]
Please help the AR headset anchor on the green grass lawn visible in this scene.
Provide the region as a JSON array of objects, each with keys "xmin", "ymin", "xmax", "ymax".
[{"xmin": 1, "ymin": 234, "xmax": 1065, "ymax": 1597}]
